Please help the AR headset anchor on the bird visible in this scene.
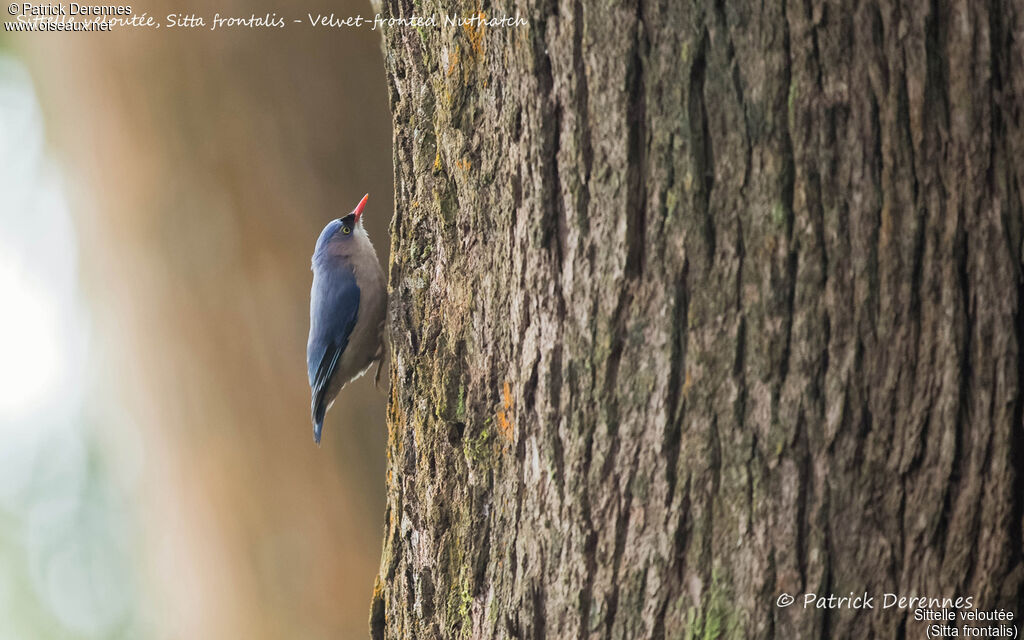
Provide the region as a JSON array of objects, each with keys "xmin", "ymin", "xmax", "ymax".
[{"xmin": 307, "ymin": 193, "xmax": 387, "ymax": 444}]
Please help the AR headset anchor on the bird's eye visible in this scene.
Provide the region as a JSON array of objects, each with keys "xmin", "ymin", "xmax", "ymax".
[{"xmin": 342, "ymin": 226, "xmax": 351, "ymax": 235}]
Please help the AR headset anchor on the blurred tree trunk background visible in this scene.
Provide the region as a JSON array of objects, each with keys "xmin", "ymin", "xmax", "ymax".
[
  {"xmin": 375, "ymin": 0, "xmax": 1024, "ymax": 638},
  {"xmin": 13, "ymin": 1, "xmax": 393, "ymax": 638}
]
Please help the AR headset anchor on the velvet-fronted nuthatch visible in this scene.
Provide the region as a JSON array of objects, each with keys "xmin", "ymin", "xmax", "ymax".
[{"xmin": 307, "ymin": 194, "xmax": 387, "ymax": 444}]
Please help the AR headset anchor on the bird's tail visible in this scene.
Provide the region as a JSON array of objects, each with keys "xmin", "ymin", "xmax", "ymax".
[{"xmin": 312, "ymin": 400, "xmax": 326, "ymax": 445}]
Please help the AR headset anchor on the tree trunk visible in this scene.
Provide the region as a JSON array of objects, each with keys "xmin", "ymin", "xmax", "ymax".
[{"xmin": 372, "ymin": 0, "xmax": 1024, "ymax": 638}]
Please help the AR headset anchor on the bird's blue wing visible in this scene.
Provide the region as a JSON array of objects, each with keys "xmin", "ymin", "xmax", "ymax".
[{"xmin": 307, "ymin": 266, "xmax": 360, "ymax": 443}]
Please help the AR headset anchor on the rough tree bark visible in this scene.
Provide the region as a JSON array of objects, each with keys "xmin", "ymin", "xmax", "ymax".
[{"xmin": 371, "ymin": 0, "xmax": 1024, "ymax": 638}]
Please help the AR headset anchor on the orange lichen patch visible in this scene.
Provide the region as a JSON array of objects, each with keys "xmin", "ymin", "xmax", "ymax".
[
  {"xmin": 433, "ymin": 151, "xmax": 443, "ymax": 172},
  {"xmin": 497, "ymin": 381, "xmax": 514, "ymax": 442},
  {"xmin": 497, "ymin": 410, "xmax": 513, "ymax": 443},
  {"xmin": 464, "ymin": 13, "xmax": 486, "ymax": 56},
  {"xmin": 411, "ymin": 200, "xmax": 420, "ymax": 208},
  {"xmin": 446, "ymin": 45, "xmax": 461, "ymax": 76},
  {"xmin": 456, "ymin": 158, "xmax": 471, "ymax": 172}
]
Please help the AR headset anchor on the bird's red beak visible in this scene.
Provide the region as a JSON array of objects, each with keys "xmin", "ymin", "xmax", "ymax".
[{"xmin": 353, "ymin": 193, "xmax": 369, "ymax": 223}]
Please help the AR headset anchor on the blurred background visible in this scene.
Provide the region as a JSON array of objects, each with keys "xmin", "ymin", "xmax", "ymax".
[{"xmin": 0, "ymin": 1, "xmax": 392, "ymax": 637}]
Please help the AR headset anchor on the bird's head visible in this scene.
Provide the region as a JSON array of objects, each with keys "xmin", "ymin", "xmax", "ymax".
[{"xmin": 313, "ymin": 193, "xmax": 371, "ymax": 260}]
